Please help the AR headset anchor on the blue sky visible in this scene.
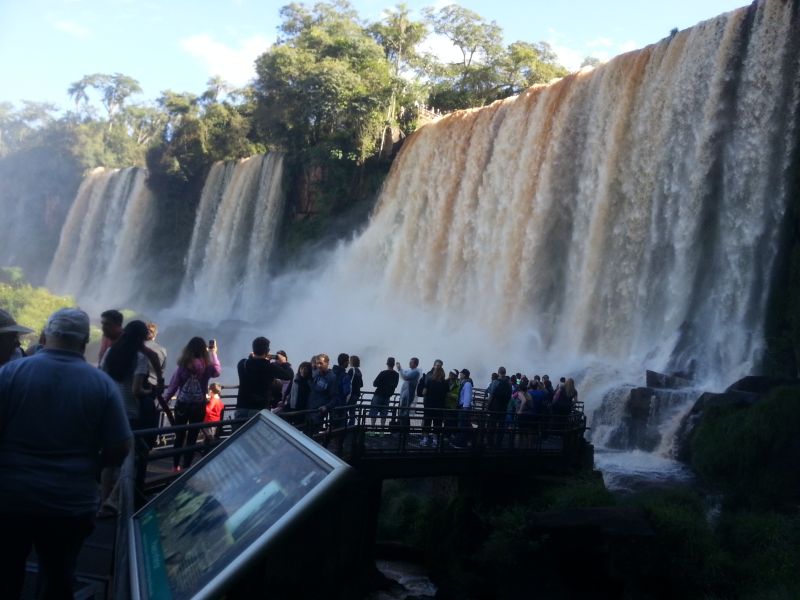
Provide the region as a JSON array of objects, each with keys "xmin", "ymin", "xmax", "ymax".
[{"xmin": 0, "ymin": 0, "xmax": 748, "ymax": 112}]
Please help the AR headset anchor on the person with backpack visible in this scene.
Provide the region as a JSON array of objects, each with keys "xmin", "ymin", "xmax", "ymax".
[{"xmin": 163, "ymin": 337, "xmax": 221, "ymax": 472}]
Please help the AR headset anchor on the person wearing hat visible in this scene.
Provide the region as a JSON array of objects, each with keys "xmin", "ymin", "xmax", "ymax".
[
  {"xmin": 0, "ymin": 308, "xmax": 34, "ymax": 367},
  {"xmin": 0, "ymin": 308, "xmax": 132, "ymax": 598}
]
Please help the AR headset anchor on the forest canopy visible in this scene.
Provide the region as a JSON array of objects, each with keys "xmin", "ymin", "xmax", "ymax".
[{"xmin": 0, "ymin": 1, "xmax": 570, "ymax": 184}]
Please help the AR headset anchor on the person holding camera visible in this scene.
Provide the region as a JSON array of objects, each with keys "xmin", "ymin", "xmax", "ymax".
[
  {"xmin": 235, "ymin": 337, "xmax": 293, "ymax": 422},
  {"xmin": 162, "ymin": 337, "xmax": 221, "ymax": 472}
]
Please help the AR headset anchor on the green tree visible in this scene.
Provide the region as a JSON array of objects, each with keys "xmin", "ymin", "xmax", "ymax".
[
  {"xmin": 147, "ymin": 85, "xmax": 259, "ymax": 187},
  {"xmin": 423, "ymin": 4, "xmax": 503, "ymax": 71},
  {"xmin": 68, "ymin": 73, "xmax": 143, "ymax": 129},
  {"xmin": 369, "ymin": 4, "xmax": 429, "ymax": 127},
  {"xmin": 421, "ymin": 5, "xmax": 569, "ymax": 111},
  {"xmin": 496, "ymin": 41, "xmax": 569, "ymax": 96},
  {"xmin": 581, "ymin": 56, "xmax": 601, "ymax": 68},
  {"xmin": 0, "ymin": 101, "xmax": 60, "ymax": 156},
  {"xmin": 253, "ymin": 0, "xmax": 393, "ymax": 162},
  {"xmin": 422, "ymin": 4, "xmax": 504, "ymax": 110}
]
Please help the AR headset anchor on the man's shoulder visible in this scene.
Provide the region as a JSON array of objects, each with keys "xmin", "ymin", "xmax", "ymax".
[
  {"xmin": 237, "ymin": 357, "xmax": 255, "ymax": 374},
  {"xmin": 9, "ymin": 351, "xmax": 119, "ymax": 393}
]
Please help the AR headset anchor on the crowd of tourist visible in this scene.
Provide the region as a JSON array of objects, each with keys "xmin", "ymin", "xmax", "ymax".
[{"xmin": 0, "ymin": 305, "xmax": 581, "ymax": 598}]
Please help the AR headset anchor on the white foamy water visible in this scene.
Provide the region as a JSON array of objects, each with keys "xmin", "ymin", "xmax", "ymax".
[{"xmin": 594, "ymin": 449, "xmax": 695, "ymax": 492}]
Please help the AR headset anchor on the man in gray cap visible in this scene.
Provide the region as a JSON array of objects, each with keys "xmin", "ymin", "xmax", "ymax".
[
  {"xmin": 0, "ymin": 307, "xmax": 132, "ymax": 598},
  {"xmin": 0, "ymin": 308, "xmax": 34, "ymax": 366}
]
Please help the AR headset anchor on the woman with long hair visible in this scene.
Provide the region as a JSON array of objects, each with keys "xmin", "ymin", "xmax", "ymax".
[
  {"xmin": 552, "ymin": 377, "xmax": 578, "ymax": 416},
  {"xmin": 99, "ymin": 319, "xmax": 151, "ymax": 515},
  {"xmin": 102, "ymin": 320, "xmax": 151, "ymax": 424},
  {"xmin": 421, "ymin": 366, "xmax": 448, "ymax": 447},
  {"xmin": 162, "ymin": 336, "xmax": 221, "ymax": 472},
  {"xmin": 285, "ymin": 360, "xmax": 312, "ymax": 427}
]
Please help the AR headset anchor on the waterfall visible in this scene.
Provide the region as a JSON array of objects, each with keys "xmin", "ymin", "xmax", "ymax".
[
  {"xmin": 263, "ymin": 0, "xmax": 799, "ymax": 460},
  {"xmin": 174, "ymin": 154, "xmax": 286, "ymax": 322},
  {"xmin": 45, "ymin": 167, "xmax": 158, "ymax": 307}
]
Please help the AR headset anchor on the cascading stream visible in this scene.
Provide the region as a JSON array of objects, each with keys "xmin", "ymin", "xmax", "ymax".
[
  {"xmin": 45, "ymin": 167, "xmax": 157, "ymax": 308},
  {"xmin": 174, "ymin": 154, "xmax": 286, "ymax": 322}
]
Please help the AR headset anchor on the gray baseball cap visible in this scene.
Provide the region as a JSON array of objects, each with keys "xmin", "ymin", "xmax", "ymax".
[{"xmin": 44, "ymin": 308, "xmax": 90, "ymax": 340}]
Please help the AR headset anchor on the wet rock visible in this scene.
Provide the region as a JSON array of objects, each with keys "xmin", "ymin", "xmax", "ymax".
[
  {"xmin": 593, "ymin": 387, "xmax": 698, "ymax": 452},
  {"xmin": 725, "ymin": 375, "xmax": 800, "ymax": 394},
  {"xmin": 646, "ymin": 370, "xmax": 692, "ymax": 389}
]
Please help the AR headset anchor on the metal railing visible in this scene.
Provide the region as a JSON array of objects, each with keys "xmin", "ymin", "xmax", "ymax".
[{"xmin": 129, "ymin": 390, "xmax": 586, "ymax": 492}]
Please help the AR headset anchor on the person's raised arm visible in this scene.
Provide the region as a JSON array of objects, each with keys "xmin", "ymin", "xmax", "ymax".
[{"xmin": 207, "ymin": 347, "xmax": 221, "ymax": 378}]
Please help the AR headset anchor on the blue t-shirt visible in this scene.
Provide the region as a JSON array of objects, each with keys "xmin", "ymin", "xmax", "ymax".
[{"xmin": 0, "ymin": 349, "xmax": 131, "ymax": 516}]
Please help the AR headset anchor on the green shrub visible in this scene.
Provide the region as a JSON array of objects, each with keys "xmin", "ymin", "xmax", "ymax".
[
  {"xmin": 717, "ymin": 510, "xmax": 800, "ymax": 598},
  {"xmin": 626, "ymin": 489, "xmax": 733, "ymax": 598},
  {"xmin": 690, "ymin": 387, "xmax": 800, "ymax": 509},
  {"xmin": 539, "ymin": 474, "xmax": 616, "ymax": 510},
  {"xmin": 0, "ymin": 282, "xmax": 75, "ymax": 346}
]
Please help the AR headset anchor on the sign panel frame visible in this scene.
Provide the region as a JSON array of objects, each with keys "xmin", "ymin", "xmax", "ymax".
[{"xmin": 129, "ymin": 410, "xmax": 352, "ymax": 600}]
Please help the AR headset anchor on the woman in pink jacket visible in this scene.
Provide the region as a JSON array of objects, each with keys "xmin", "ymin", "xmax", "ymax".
[{"xmin": 163, "ymin": 337, "xmax": 221, "ymax": 472}]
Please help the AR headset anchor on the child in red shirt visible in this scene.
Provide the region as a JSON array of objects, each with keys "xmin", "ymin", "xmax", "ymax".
[{"xmin": 203, "ymin": 383, "xmax": 224, "ymax": 444}]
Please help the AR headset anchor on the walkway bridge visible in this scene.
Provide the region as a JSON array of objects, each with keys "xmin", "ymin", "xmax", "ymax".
[{"xmin": 139, "ymin": 390, "xmax": 591, "ymax": 493}]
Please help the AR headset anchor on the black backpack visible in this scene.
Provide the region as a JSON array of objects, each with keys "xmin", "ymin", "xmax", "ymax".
[{"xmin": 416, "ymin": 373, "xmax": 427, "ymax": 397}]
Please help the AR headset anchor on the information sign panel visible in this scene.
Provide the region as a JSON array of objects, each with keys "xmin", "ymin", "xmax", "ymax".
[{"xmin": 129, "ymin": 410, "xmax": 351, "ymax": 600}]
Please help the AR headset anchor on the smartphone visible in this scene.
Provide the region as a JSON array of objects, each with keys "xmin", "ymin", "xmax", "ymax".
[{"xmin": 208, "ymin": 339, "xmax": 216, "ymax": 349}]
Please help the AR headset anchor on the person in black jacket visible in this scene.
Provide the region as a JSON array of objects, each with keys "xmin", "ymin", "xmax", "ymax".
[
  {"xmin": 420, "ymin": 366, "xmax": 449, "ymax": 447},
  {"xmin": 487, "ymin": 366, "xmax": 512, "ymax": 447},
  {"xmin": 235, "ymin": 337, "xmax": 293, "ymax": 422},
  {"xmin": 347, "ymin": 355, "xmax": 364, "ymax": 425},
  {"xmin": 370, "ymin": 357, "xmax": 399, "ymax": 429}
]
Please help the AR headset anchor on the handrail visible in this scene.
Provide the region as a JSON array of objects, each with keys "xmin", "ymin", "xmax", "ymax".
[{"xmin": 131, "ymin": 397, "xmax": 587, "ymax": 486}]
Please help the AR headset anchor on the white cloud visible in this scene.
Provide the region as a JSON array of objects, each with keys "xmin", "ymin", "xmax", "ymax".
[
  {"xmin": 180, "ymin": 34, "xmax": 271, "ymax": 87},
  {"xmin": 587, "ymin": 37, "xmax": 615, "ymax": 48},
  {"xmin": 547, "ymin": 29, "xmax": 642, "ymax": 72},
  {"xmin": 552, "ymin": 44, "xmax": 585, "ymax": 72},
  {"xmin": 418, "ymin": 32, "xmax": 464, "ymax": 65},
  {"xmin": 52, "ymin": 19, "xmax": 91, "ymax": 38}
]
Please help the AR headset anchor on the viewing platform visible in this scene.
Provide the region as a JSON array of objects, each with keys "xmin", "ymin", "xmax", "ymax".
[{"xmin": 24, "ymin": 390, "xmax": 591, "ymax": 599}]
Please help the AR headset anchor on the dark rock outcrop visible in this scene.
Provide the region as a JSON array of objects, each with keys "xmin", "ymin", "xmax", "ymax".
[{"xmin": 646, "ymin": 369, "xmax": 692, "ymax": 389}]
